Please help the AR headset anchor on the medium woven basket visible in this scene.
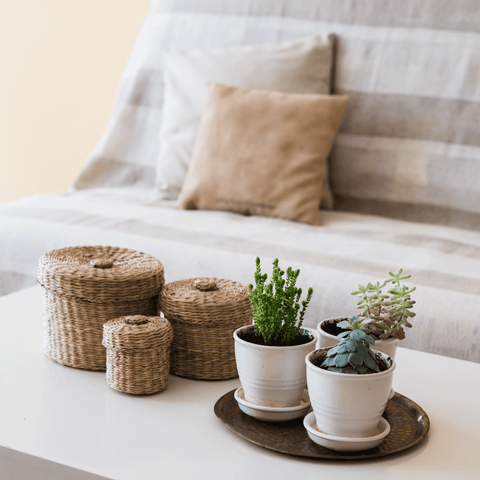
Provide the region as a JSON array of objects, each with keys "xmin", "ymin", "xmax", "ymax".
[
  {"xmin": 159, "ymin": 277, "xmax": 253, "ymax": 380},
  {"xmin": 38, "ymin": 245, "xmax": 164, "ymax": 371},
  {"xmin": 103, "ymin": 315, "xmax": 173, "ymax": 394}
]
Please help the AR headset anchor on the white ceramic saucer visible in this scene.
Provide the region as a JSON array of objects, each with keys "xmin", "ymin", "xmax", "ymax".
[
  {"xmin": 234, "ymin": 387, "xmax": 310, "ymax": 422},
  {"xmin": 303, "ymin": 412, "xmax": 391, "ymax": 452}
]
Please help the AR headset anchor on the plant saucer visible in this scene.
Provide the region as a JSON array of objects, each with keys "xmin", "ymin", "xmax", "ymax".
[
  {"xmin": 234, "ymin": 387, "xmax": 310, "ymax": 422},
  {"xmin": 303, "ymin": 412, "xmax": 391, "ymax": 452}
]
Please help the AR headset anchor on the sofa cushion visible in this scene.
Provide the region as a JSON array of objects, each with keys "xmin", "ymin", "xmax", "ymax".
[
  {"xmin": 1, "ymin": 188, "xmax": 480, "ymax": 363},
  {"xmin": 177, "ymin": 83, "xmax": 348, "ymax": 225},
  {"xmin": 71, "ymin": 0, "xmax": 480, "ymax": 230},
  {"xmin": 155, "ymin": 35, "xmax": 336, "ymax": 209}
]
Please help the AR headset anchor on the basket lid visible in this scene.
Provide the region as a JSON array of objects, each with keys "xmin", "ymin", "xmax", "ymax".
[
  {"xmin": 159, "ymin": 277, "xmax": 251, "ymax": 326},
  {"xmin": 37, "ymin": 246, "xmax": 164, "ymax": 303},
  {"xmin": 102, "ymin": 315, "xmax": 173, "ymax": 352}
]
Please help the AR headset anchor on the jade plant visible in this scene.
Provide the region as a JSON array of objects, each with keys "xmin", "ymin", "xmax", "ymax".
[
  {"xmin": 247, "ymin": 257, "xmax": 313, "ymax": 346},
  {"xmin": 321, "ymin": 319, "xmax": 392, "ymax": 374},
  {"xmin": 350, "ymin": 269, "xmax": 416, "ymax": 340}
]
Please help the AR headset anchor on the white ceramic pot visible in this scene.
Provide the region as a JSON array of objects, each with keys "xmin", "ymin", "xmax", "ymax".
[
  {"xmin": 317, "ymin": 317, "xmax": 398, "ymax": 360},
  {"xmin": 306, "ymin": 347, "xmax": 396, "ymax": 438},
  {"xmin": 233, "ymin": 325, "xmax": 318, "ymax": 408}
]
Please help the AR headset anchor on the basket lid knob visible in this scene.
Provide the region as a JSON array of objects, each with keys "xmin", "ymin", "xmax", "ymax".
[
  {"xmin": 194, "ymin": 279, "xmax": 218, "ymax": 292},
  {"xmin": 124, "ymin": 315, "xmax": 149, "ymax": 326},
  {"xmin": 90, "ymin": 258, "xmax": 114, "ymax": 269}
]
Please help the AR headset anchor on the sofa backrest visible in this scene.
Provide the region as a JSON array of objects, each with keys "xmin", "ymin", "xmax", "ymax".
[{"xmin": 72, "ymin": 0, "xmax": 480, "ymax": 230}]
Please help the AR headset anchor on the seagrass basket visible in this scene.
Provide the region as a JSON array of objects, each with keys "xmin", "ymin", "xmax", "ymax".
[
  {"xmin": 103, "ymin": 315, "xmax": 173, "ymax": 394},
  {"xmin": 37, "ymin": 246, "xmax": 164, "ymax": 371},
  {"xmin": 159, "ymin": 277, "xmax": 252, "ymax": 380}
]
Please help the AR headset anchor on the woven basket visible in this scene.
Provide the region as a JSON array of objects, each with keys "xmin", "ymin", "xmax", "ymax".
[
  {"xmin": 103, "ymin": 315, "xmax": 173, "ymax": 394},
  {"xmin": 159, "ymin": 277, "xmax": 252, "ymax": 380},
  {"xmin": 37, "ymin": 246, "xmax": 164, "ymax": 371}
]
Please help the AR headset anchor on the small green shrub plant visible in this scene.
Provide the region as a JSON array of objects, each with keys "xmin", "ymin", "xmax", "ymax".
[
  {"xmin": 320, "ymin": 269, "xmax": 415, "ymax": 374},
  {"xmin": 351, "ymin": 269, "xmax": 416, "ymax": 340},
  {"xmin": 247, "ymin": 257, "xmax": 313, "ymax": 346}
]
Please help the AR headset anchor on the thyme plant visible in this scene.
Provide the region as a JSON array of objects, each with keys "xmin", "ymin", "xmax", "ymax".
[
  {"xmin": 248, "ymin": 257, "xmax": 313, "ymax": 346},
  {"xmin": 351, "ymin": 269, "xmax": 416, "ymax": 340}
]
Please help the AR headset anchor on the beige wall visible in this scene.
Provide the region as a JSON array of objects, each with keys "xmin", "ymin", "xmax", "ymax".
[{"xmin": 0, "ymin": 0, "xmax": 150, "ymax": 204}]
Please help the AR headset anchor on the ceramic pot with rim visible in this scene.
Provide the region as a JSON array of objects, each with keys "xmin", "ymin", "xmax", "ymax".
[
  {"xmin": 306, "ymin": 347, "xmax": 396, "ymax": 438},
  {"xmin": 233, "ymin": 325, "xmax": 318, "ymax": 408},
  {"xmin": 317, "ymin": 317, "xmax": 398, "ymax": 360}
]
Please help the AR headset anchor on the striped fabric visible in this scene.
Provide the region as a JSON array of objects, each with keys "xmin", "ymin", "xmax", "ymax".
[
  {"xmin": 3, "ymin": 1, "xmax": 480, "ymax": 364},
  {"xmin": 0, "ymin": 189, "xmax": 479, "ymax": 363},
  {"xmin": 72, "ymin": 0, "xmax": 480, "ymax": 229}
]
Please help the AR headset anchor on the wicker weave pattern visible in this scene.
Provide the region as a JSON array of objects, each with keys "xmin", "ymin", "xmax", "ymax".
[
  {"xmin": 159, "ymin": 278, "xmax": 253, "ymax": 380},
  {"xmin": 38, "ymin": 246, "xmax": 164, "ymax": 371},
  {"xmin": 38, "ymin": 245, "xmax": 164, "ymax": 302},
  {"xmin": 103, "ymin": 315, "xmax": 173, "ymax": 395}
]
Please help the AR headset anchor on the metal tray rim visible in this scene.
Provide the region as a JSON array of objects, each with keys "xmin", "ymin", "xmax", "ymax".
[{"xmin": 214, "ymin": 389, "xmax": 430, "ymax": 461}]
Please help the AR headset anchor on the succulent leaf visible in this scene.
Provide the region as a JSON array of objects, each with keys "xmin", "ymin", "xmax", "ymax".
[
  {"xmin": 348, "ymin": 352, "xmax": 363, "ymax": 366},
  {"xmin": 322, "ymin": 356, "xmax": 336, "ymax": 367},
  {"xmin": 345, "ymin": 339, "xmax": 357, "ymax": 352},
  {"xmin": 327, "ymin": 345, "xmax": 341, "ymax": 356},
  {"xmin": 363, "ymin": 354, "xmax": 380, "ymax": 372},
  {"xmin": 357, "ymin": 344, "xmax": 368, "ymax": 358},
  {"xmin": 335, "ymin": 353, "xmax": 349, "ymax": 367},
  {"xmin": 350, "ymin": 330, "xmax": 367, "ymax": 341},
  {"xmin": 336, "ymin": 321, "xmax": 351, "ymax": 331}
]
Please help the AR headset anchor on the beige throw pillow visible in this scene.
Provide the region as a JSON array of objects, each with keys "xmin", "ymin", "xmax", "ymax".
[
  {"xmin": 155, "ymin": 35, "xmax": 337, "ymax": 208},
  {"xmin": 177, "ymin": 84, "xmax": 349, "ymax": 225}
]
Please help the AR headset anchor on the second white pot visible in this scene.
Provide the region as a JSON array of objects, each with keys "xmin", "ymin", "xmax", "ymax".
[
  {"xmin": 234, "ymin": 325, "xmax": 318, "ymax": 408},
  {"xmin": 317, "ymin": 317, "xmax": 398, "ymax": 360}
]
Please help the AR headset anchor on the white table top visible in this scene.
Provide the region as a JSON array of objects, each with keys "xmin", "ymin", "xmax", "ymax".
[{"xmin": 1, "ymin": 286, "xmax": 479, "ymax": 480}]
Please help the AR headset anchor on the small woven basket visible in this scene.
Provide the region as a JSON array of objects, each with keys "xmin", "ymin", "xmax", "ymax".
[
  {"xmin": 103, "ymin": 315, "xmax": 173, "ymax": 394},
  {"xmin": 37, "ymin": 245, "xmax": 164, "ymax": 371},
  {"xmin": 159, "ymin": 277, "xmax": 252, "ymax": 380}
]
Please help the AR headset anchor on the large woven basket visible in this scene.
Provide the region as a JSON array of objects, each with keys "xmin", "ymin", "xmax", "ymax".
[
  {"xmin": 159, "ymin": 277, "xmax": 252, "ymax": 380},
  {"xmin": 38, "ymin": 246, "xmax": 164, "ymax": 371},
  {"xmin": 103, "ymin": 315, "xmax": 173, "ymax": 394}
]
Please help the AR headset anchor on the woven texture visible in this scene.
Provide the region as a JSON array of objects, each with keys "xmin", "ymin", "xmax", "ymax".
[
  {"xmin": 159, "ymin": 278, "xmax": 253, "ymax": 379},
  {"xmin": 103, "ymin": 315, "xmax": 173, "ymax": 394},
  {"xmin": 38, "ymin": 246, "xmax": 164, "ymax": 371}
]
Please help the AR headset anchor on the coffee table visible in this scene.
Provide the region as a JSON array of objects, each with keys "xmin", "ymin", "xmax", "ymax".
[{"xmin": 1, "ymin": 286, "xmax": 479, "ymax": 479}]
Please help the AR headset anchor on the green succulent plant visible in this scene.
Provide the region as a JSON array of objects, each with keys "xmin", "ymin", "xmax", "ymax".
[
  {"xmin": 321, "ymin": 319, "xmax": 391, "ymax": 374},
  {"xmin": 351, "ymin": 269, "xmax": 416, "ymax": 340},
  {"xmin": 248, "ymin": 257, "xmax": 313, "ymax": 346}
]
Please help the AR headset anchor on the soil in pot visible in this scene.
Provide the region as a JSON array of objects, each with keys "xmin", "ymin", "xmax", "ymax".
[
  {"xmin": 321, "ymin": 317, "xmax": 349, "ymax": 337},
  {"xmin": 237, "ymin": 325, "xmax": 314, "ymax": 347}
]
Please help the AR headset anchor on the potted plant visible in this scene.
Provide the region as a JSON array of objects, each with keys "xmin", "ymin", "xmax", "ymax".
[
  {"xmin": 306, "ymin": 323, "xmax": 395, "ymax": 440},
  {"xmin": 233, "ymin": 257, "xmax": 317, "ymax": 408},
  {"xmin": 317, "ymin": 269, "xmax": 416, "ymax": 359}
]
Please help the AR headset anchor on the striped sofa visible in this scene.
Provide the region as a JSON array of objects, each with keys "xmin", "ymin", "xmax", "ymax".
[{"xmin": 1, "ymin": 0, "xmax": 479, "ymax": 363}]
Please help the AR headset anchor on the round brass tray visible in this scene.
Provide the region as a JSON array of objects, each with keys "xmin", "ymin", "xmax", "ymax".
[{"xmin": 214, "ymin": 390, "xmax": 430, "ymax": 460}]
